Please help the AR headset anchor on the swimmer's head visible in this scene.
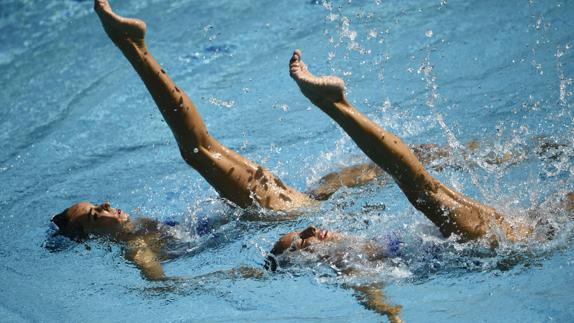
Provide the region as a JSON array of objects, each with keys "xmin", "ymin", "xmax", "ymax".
[
  {"xmin": 270, "ymin": 225, "xmax": 333, "ymax": 256},
  {"xmin": 51, "ymin": 201, "xmax": 130, "ymax": 240}
]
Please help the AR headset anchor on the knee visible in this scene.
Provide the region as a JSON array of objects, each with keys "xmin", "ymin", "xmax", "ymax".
[{"xmin": 179, "ymin": 147, "xmax": 201, "ymax": 168}]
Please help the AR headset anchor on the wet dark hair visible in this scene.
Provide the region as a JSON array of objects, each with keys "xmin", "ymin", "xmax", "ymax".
[
  {"xmin": 51, "ymin": 209, "xmax": 70, "ymax": 231},
  {"xmin": 263, "ymin": 238, "xmax": 291, "ymax": 272},
  {"xmin": 49, "ymin": 208, "xmax": 85, "ymax": 241},
  {"xmin": 44, "ymin": 209, "xmax": 74, "ymax": 252},
  {"xmin": 263, "ymin": 254, "xmax": 278, "ymax": 272}
]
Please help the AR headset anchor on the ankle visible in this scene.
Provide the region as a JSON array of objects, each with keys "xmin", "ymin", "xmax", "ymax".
[
  {"xmin": 330, "ymin": 99, "xmax": 353, "ymax": 117},
  {"xmin": 117, "ymin": 39, "xmax": 147, "ymax": 55}
]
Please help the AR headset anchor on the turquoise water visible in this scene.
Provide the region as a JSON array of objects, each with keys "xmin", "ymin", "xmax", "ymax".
[{"xmin": 0, "ymin": 0, "xmax": 573, "ymax": 322}]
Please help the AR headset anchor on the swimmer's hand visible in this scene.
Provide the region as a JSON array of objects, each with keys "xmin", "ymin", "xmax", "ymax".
[{"xmin": 351, "ymin": 284, "xmax": 402, "ymax": 323}]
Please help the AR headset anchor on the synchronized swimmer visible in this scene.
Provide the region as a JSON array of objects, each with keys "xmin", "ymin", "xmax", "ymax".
[{"xmin": 48, "ymin": 1, "xmax": 573, "ymax": 322}]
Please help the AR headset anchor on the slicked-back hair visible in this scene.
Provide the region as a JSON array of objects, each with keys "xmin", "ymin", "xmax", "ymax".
[
  {"xmin": 51, "ymin": 209, "xmax": 85, "ymax": 240},
  {"xmin": 51, "ymin": 209, "xmax": 70, "ymax": 231}
]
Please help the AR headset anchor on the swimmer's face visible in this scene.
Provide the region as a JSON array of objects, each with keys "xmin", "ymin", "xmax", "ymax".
[
  {"xmin": 65, "ymin": 201, "xmax": 130, "ymax": 238},
  {"xmin": 271, "ymin": 226, "xmax": 333, "ymax": 255}
]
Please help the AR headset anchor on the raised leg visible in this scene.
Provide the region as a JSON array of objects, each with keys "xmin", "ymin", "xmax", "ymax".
[
  {"xmin": 94, "ymin": 1, "xmax": 311, "ymax": 210},
  {"xmin": 290, "ymin": 49, "xmax": 521, "ymax": 241},
  {"xmin": 307, "ymin": 143, "xmax": 450, "ymax": 201}
]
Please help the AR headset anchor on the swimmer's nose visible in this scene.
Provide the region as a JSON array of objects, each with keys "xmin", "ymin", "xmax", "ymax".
[{"xmin": 102, "ymin": 202, "xmax": 111, "ymax": 211}]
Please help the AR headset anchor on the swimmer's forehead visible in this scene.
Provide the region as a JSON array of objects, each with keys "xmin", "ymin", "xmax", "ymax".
[
  {"xmin": 280, "ymin": 231, "xmax": 299, "ymax": 241},
  {"xmin": 67, "ymin": 202, "xmax": 95, "ymax": 221}
]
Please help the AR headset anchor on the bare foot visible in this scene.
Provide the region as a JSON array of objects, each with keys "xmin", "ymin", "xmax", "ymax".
[
  {"xmin": 94, "ymin": 0, "xmax": 146, "ymax": 49},
  {"xmin": 289, "ymin": 49, "xmax": 346, "ymax": 107}
]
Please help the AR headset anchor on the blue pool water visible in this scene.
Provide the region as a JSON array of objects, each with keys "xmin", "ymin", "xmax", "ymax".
[{"xmin": 1, "ymin": 0, "xmax": 573, "ymax": 322}]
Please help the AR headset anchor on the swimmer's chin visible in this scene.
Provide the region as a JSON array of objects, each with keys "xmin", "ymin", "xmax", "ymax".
[
  {"xmin": 117, "ymin": 216, "xmax": 135, "ymax": 235},
  {"xmin": 120, "ymin": 212, "xmax": 131, "ymax": 223}
]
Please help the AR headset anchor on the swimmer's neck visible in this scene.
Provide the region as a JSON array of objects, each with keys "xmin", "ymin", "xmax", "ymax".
[{"xmin": 114, "ymin": 217, "xmax": 161, "ymax": 242}]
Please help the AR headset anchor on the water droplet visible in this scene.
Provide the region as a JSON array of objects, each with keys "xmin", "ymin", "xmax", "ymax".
[
  {"xmin": 209, "ymin": 96, "xmax": 235, "ymax": 108},
  {"xmin": 425, "ymin": 30, "xmax": 433, "ymax": 38},
  {"xmin": 272, "ymin": 103, "xmax": 289, "ymax": 112}
]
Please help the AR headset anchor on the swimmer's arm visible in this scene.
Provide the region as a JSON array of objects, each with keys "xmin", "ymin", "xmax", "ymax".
[
  {"xmin": 308, "ymin": 162, "xmax": 386, "ymax": 200},
  {"xmin": 350, "ymin": 283, "xmax": 402, "ymax": 323},
  {"xmin": 125, "ymin": 241, "xmax": 166, "ymax": 281},
  {"xmin": 132, "ymin": 248, "xmax": 165, "ymax": 281}
]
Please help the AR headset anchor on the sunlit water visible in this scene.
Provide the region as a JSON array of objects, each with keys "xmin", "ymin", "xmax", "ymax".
[{"xmin": 0, "ymin": 0, "xmax": 573, "ymax": 322}]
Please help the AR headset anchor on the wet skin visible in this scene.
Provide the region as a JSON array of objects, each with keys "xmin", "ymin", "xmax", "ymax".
[
  {"xmin": 288, "ymin": 49, "xmax": 533, "ymax": 242},
  {"xmin": 94, "ymin": 0, "xmax": 531, "ymax": 243},
  {"xmin": 63, "ymin": 200, "xmax": 166, "ymax": 280},
  {"xmin": 87, "ymin": 0, "xmax": 573, "ymax": 279},
  {"xmin": 271, "ymin": 225, "xmax": 342, "ymax": 255},
  {"xmin": 271, "ymin": 225, "xmax": 404, "ymax": 322},
  {"xmin": 94, "ymin": 0, "xmax": 311, "ymax": 212},
  {"xmin": 65, "ymin": 201, "xmax": 130, "ymax": 238},
  {"xmin": 58, "ymin": 2, "xmax": 568, "ymax": 321}
]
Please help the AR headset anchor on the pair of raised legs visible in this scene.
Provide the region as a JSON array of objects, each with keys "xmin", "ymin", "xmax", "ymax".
[{"xmin": 95, "ymin": 0, "xmax": 521, "ymax": 242}]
